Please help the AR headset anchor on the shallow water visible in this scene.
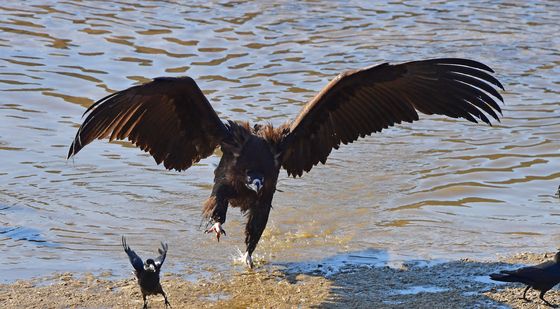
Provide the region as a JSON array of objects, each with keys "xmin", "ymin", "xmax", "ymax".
[{"xmin": 0, "ymin": 1, "xmax": 559, "ymax": 282}]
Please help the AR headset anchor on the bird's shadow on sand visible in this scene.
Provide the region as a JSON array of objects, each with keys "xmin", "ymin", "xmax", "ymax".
[{"xmin": 270, "ymin": 248, "xmax": 557, "ymax": 308}]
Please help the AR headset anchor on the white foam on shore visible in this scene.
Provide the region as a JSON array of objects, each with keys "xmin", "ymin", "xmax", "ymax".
[
  {"xmin": 392, "ymin": 285, "xmax": 449, "ymax": 295},
  {"xmin": 278, "ymin": 249, "xmax": 447, "ymax": 277},
  {"xmin": 472, "ymin": 275, "xmax": 508, "ymax": 285}
]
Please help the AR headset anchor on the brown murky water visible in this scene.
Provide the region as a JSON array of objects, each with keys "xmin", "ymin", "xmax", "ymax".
[{"xmin": 0, "ymin": 1, "xmax": 559, "ymax": 282}]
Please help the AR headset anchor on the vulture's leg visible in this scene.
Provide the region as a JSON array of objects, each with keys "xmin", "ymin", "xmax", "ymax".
[
  {"xmin": 244, "ymin": 204, "xmax": 271, "ymax": 268},
  {"xmin": 203, "ymin": 185, "xmax": 231, "ymax": 242}
]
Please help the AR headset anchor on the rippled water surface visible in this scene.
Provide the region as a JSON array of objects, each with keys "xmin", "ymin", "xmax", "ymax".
[{"xmin": 1, "ymin": 1, "xmax": 559, "ymax": 281}]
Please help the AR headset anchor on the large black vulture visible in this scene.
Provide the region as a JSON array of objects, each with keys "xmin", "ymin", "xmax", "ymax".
[
  {"xmin": 490, "ymin": 252, "xmax": 560, "ymax": 307},
  {"xmin": 69, "ymin": 58, "xmax": 504, "ymax": 268},
  {"xmin": 122, "ymin": 236, "xmax": 171, "ymax": 308}
]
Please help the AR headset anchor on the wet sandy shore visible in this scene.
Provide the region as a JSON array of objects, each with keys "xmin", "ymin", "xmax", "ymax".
[{"xmin": 1, "ymin": 252, "xmax": 558, "ymax": 308}]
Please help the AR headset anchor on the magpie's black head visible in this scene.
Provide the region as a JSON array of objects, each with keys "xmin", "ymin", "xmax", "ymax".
[
  {"xmin": 144, "ymin": 258, "xmax": 156, "ymax": 272},
  {"xmin": 245, "ymin": 170, "xmax": 264, "ymax": 193}
]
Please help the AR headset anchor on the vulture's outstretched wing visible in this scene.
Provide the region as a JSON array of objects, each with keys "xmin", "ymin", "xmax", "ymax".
[
  {"xmin": 279, "ymin": 58, "xmax": 505, "ymax": 177},
  {"xmin": 122, "ymin": 236, "xmax": 143, "ymax": 273},
  {"xmin": 68, "ymin": 77, "xmax": 228, "ymax": 171},
  {"xmin": 154, "ymin": 242, "xmax": 168, "ymax": 270}
]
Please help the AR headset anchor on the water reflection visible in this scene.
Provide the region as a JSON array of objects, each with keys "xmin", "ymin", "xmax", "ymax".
[{"xmin": 0, "ymin": 0, "xmax": 559, "ymax": 282}]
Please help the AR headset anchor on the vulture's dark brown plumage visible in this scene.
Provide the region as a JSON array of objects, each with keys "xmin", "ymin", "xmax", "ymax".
[{"xmin": 69, "ymin": 58, "xmax": 504, "ymax": 268}]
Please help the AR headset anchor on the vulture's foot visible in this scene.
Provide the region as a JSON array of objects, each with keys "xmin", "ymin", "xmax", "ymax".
[
  {"xmin": 205, "ymin": 222, "xmax": 226, "ymax": 242},
  {"xmin": 243, "ymin": 251, "xmax": 254, "ymax": 269}
]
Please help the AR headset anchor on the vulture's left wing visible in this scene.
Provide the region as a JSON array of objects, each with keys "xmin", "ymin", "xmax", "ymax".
[
  {"xmin": 68, "ymin": 76, "xmax": 228, "ymax": 171},
  {"xmin": 279, "ymin": 58, "xmax": 504, "ymax": 177}
]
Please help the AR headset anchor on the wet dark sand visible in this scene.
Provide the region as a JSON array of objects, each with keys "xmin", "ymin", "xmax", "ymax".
[{"xmin": 1, "ymin": 252, "xmax": 558, "ymax": 308}]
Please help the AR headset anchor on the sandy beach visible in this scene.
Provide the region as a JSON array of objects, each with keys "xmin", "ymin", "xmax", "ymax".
[{"xmin": 1, "ymin": 251, "xmax": 557, "ymax": 308}]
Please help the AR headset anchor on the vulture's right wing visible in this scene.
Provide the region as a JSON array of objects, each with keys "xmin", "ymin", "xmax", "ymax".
[{"xmin": 279, "ymin": 58, "xmax": 504, "ymax": 177}]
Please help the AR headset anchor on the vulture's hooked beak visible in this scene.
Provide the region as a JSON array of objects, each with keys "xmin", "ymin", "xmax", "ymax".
[
  {"xmin": 245, "ymin": 170, "xmax": 264, "ymax": 193},
  {"xmin": 247, "ymin": 178, "xmax": 263, "ymax": 193}
]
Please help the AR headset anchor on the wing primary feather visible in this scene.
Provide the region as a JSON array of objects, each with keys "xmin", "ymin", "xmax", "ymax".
[
  {"xmin": 447, "ymin": 79, "xmax": 503, "ymax": 114},
  {"xmin": 429, "ymin": 58, "xmax": 496, "ymax": 73},
  {"xmin": 120, "ymin": 105, "xmax": 149, "ymax": 138},
  {"xmin": 442, "ymin": 64, "xmax": 504, "ymax": 90},
  {"xmin": 444, "ymin": 72, "xmax": 504, "ymax": 102},
  {"xmin": 110, "ymin": 103, "xmax": 146, "ymax": 141},
  {"xmin": 445, "ymin": 84, "xmax": 501, "ymax": 122},
  {"xmin": 82, "ymin": 91, "xmax": 121, "ymax": 117}
]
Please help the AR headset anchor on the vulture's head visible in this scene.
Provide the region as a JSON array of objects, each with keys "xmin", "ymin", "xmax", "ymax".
[
  {"xmin": 144, "ymin": 259, "xmax": 157, "ymax": 272},
  {"xmin": 245, "ymin": 170, "xmax": 264, "ymax": 193}
]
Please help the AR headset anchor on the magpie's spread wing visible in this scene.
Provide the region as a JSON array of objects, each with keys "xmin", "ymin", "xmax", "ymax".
[
  {"xmin": 122, "ymin": 236, "xmax": 143, "ymax": 272},
  {"xmin": 279, "ymin": 58, "xmax": 504, "ymax": 177},
  {"xmin": 68, "ymin": 77, "xmax": 229, "ymax": 171},
  {"xmin": 154, "ymin": 242, "xmax": 168, "ymax": 270}
]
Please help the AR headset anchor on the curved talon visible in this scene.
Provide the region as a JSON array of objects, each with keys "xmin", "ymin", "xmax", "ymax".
[{"xmin": 205, "ymin": 222, "xmax": 226, "ymax": 242}]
